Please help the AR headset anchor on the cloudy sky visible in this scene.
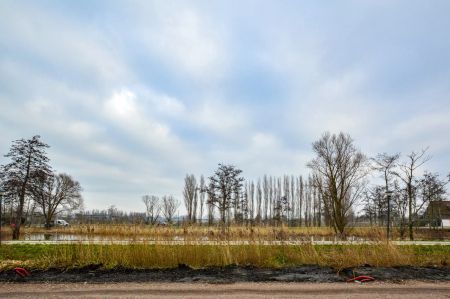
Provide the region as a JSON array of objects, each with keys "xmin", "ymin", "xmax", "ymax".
[{"xmin": 1, "ymin": 1, "xmax": 449, "ymax": 212}]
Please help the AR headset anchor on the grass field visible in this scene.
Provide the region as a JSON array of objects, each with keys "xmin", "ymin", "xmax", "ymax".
[{"xmin": 1, "ymin": 243, "xmax": 449, "ymax": 271}]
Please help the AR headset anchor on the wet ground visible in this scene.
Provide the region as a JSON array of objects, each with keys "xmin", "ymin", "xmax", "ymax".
[
  {"xmin": 1, "ymin": 265, "xmax": 449, "ymax": 283},
  {"xmin": 3, "ymin": 232, "xmax": 361, "ymax": 242}
]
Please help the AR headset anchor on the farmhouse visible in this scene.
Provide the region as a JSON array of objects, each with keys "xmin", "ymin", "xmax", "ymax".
[{"xmin": 424, "ymin": 201, "xmax": 450, "ymax": 228}]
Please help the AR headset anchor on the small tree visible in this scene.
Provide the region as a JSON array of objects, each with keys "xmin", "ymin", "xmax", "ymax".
[
  {"xmin": 418, "ymin": 172, "xmax": 448, "ymax": 228},
  {"xmin": 394, "ymin": 148, "xmax": 430, "ymax": 240},
  {"xmin": 371, "ymin": 152, "xmax": 400, "ymax": 232},
  {"xmin": 31, "ymin": 172, "xmax": 83, "ymax": 227},
  {"xmin": 107, "ymin": 205, "xmax": 118, "ymax": 222},
  {"xmin": 0, "ymin": 136, "xmax": 51, "ymax": 239},
  {"xmin": 419, "ymin": 172, "xmax": 448, "ymax": 203},
  {"xmin": 162, "ymin": 195, "xmax": 179, "ymax": 224},
  {"xmin": 142, "ymin": 195, "xmax": 160, "ymax": 225},
  {"xmin": 198, "ymin": 175, "xmax": 205, "ymax": 224},
  {"xmin": 206, "ymin": 164, "xmax": 244, "ymax": 228},
  {"xmin": 183, "ymin": 174, "xmax": 197, "ymax": 223},
  {"xmin": 372, "ymin": 153, "xmax": 400, "ymax": 194},
  {"xmin": 307, "ymin": 132, "xmax": 368, "ymax": 237},
  {"xmin": 273, "ymin": 195, "xmax": 290, "ymax": 226},
  {"xmin": 392, "ymin": 182, "xmax": 408, "ymax": 239},
  {"xmin": 207, "ymin": 192, "xmax": 214, "ymax": 226}
]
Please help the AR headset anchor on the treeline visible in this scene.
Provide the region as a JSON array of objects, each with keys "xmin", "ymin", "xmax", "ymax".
[
  {"xmin": 363, "ymin": 154, "xmax": 448, "ymax": 239},
  {"xmin": 71, "ymin": 207, "xmax": 146, "ymax": 224},
  {"xmin": 182, "ymin": 173, "xmax": 326, "ymax": 227},
  {"xmin": 180, "ymin": 132, "xmax": 449, "ymax": 240},
  {"xmin": 2, "ymin": 133, "xmax": 448, "ymax": 241}
]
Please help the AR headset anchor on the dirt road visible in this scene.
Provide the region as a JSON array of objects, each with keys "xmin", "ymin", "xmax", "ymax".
[{"xmin": 0, "ymin": 282, "xmax": 449, "ymax": 298}]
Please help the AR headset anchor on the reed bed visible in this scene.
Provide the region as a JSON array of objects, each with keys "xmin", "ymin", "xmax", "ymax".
[
  {"xmin": 1, "ymin": 243, "xmax": 449, "ymax": 271},
  {"xmin": 20, "ymin": 224, "xmax": 448, "ymax": 241}
]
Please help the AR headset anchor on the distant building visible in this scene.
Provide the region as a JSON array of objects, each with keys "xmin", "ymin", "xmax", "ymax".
[{"xmin": 424, "ymin": 201, "xmax": 450, "ymax": 228}]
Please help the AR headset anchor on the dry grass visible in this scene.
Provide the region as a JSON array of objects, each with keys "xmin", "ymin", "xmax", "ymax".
[
  {"xmin": 3, "ymin": 225, "xmax": 447, "ymax": 271},
  {"xmin": 1, "ymin": 243, "xmax": 449, "ymax": 271},
  {"xmin": 19, "ymin": 224, "xmax": 448, "ymax": 241}
]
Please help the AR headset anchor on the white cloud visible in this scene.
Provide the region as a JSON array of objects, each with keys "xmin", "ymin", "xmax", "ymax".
[
  {"xmin": 102, "ymin": 88, "xmax": 203, "ymax": 171},
  {"xmin": 135, "ymin": 4, "xmax": 229, "ymax": 82},
  {"xmin": 192, "ymin": 98, "xmax": 248, "ymax": 135},
  {"xmin": 390, "ymin": 112, "xmax": 450, "ymax": 152},
  {"xmin": 207, "ymin": 131, "xmax": 310, "ymax": 180},
  {"xmin": 104, "ymin": 88, "xmax": 173, "ymax": 145},
  {"xmin": 0, "ymin": 2, "xmax": 130, "ymax": 86},
  {"xmin": 2, "ymin": 0, "xmax": 449, "ymax": 212},
  {"xmin": 152, "ymin": 94, "xmax": 186, "ymax": 116}
]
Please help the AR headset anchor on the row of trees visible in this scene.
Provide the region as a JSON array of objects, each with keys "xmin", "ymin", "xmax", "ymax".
[
  {"xmin": 2, "ymin": 133, "xmax": 447, "ymax": 241},
  {"xmin": 142, "ymin": 195, "xmax": 179, "ymax": 224},
  {"xmin": 0, "ymin": 136, "xmax": 83, "ymax": 239},
  {"xmin": 181, "ymin": 132, "xmax": 448, "ymax": 239},
  {"xmin": 364, "ymin": 153, "xmax": 448, "ymax": 239},
  {"xmin": 182, "ymin": 171, "xmax": 327, "ymax": 227}
]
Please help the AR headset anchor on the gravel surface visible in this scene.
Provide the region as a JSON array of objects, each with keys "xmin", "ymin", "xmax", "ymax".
[{"xmin": 0, "ymin": 281, "xmax": 449, "ymax": 298}]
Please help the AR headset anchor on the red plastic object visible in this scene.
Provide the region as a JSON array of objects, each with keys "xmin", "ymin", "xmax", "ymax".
[
  {"xmin": 347, "ymin": 275, "xmax": 375, "ymax": 283},
  {"xmin": 13, "ymin": 267, "xmax": 31, "ymax": 278}
]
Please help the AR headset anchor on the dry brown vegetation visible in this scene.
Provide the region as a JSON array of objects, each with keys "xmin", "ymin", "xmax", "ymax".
[
  {"xmin": 18, "ymin": 224, "xmax": 449, "ymax": 241},
  {"xmin": 3, "ymin": 225, "xmax": 448, "ymax": 272},
  {"xmin": 1, "ymin": 243, "xmax": 449, "ymax": 271}
]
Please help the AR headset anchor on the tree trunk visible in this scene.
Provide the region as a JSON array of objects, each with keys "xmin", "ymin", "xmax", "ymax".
[
  {"xmin": 12, "ymin": 201, "xmax": 23, "ymax": 240},
  {"xmin": 408, "ymin": 183, "xmax": 414, "ymax": 241},
  {"xmin": 13, "ymin": 184, "xmax": 28, "ymax": 240}
]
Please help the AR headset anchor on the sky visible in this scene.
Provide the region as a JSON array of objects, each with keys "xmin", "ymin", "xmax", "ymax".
[{"xmin": 1, "ymin": 1, "xmax": 449, "ymax": 212}]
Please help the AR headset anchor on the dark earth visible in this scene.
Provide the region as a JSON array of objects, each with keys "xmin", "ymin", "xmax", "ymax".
[{"xmin": 1, "ymin": 265, "xmax": 449, "ymax": 283}]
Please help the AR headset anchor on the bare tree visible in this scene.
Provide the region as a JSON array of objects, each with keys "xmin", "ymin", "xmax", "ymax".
[
  {"xmin": 193, "ymin": 189, "xmax": 198, "ymax": 224},
  {"xmin": 198, "ymin": 175, "xmax": 205, "ymax": 224},
  {"xmin": 255, "ymin": 179, "xmax": 262, "ymax": 223},
  {"xmin": 305, "ymin": 176, "xmax": 311, "ymax": 226},
  {"xmin": 372, "ymin": 153, "xmax": 400, "ymax": 194},
  {"xmin": 0, "ymin": 136, "xmax": 51, "ymax": 239},
  {"xmin": 362, "ymin": 185, "xmax": 386, "ymax": 225},
  {"xmin": 419, "ymin": 172, "xmax": 448, "ymax": 205},
  {"xmin": 290, "ymin": 175, "xmax": 296, "ymax": 224},
  {"xmin": 108, "ymin": 205, "xmax": 118, "ymax": 222},
  {"xmin": 207, "ymin": 192, "xmax": 214, "ymax": 226},
  {"xmin": 249, "ymin": 181, "xmax": 255, "ymax": 222},
  {"xmin": 142, "ymin": 195, "xmax": 160, "ymax": 225},
  {"xmin": 362, "ymin": 187, "xmax": 377, "ymax": 226},
  {"xmin": 183, "ymin": 174, "xmax": 197, "ymax": 223},
  {"xmin": 269, "ymin": 176, "xmax": 273, "ymax": 221},
  {"xmin": 307, "ymin": 132, "xmax": 368, "ymax": 237},
  {"xmin": 314, "ymin": 174, "xmax": 322, "ymax": 227},
  {"xmin": 394, "ymin": 148, "xmax": 430, "ymax": 240},
  {"xmin": 234, "ymin": 185, "xmax": 248, "ymax": 225},
  {"xmin": 263, "ymin": 175, "xmax": 269, "ymax": 221},
  {"xmin": 276, "ymin": 177, "xmax": 282, "ymax": 224},
  {"xmin": 372, "ymin": 153, "xmax": 400, "ymax": 228},
  {"xmin": 162, "ymin": 195, "xmax": 179, "ymax": 224},
  {"xmin": 31, "ymin": 172, "xmax": 83, "ymax": 227},
  {"xmin": 241, "ymin": 184, "xmax": 249, "ymax": 225},
  {"xmin": 283, "ymin": 175, "xmax": 290, "ymax": 223},
  {"xmin": 206, "ymin": 164, "xmax": 244, "ymax": 228},
  {"xmin": 418, "ymin": 172, "xmax": 448, "ymax": 229},
  {"xmin": 392, "ymin": 182, "xmax": 408, "ymax": 239},
  {"xmin": 297, "ymin": 176, "xmax": 304, "ymax": 226}
]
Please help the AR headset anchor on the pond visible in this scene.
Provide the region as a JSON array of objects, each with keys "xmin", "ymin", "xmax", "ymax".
[{"xmin": 1, "ymin": 232, "xmax": 369, "ymax": 242}]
